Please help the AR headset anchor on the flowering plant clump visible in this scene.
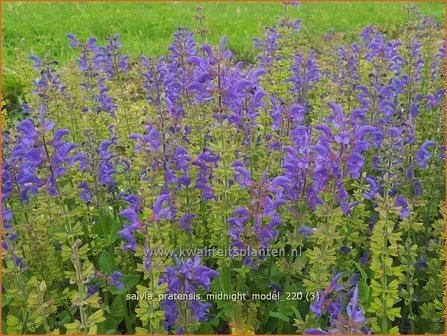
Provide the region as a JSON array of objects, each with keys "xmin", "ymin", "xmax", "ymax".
[{"xmin": 1, "ymin": 3, "xmax": 445, "ymax": 335}]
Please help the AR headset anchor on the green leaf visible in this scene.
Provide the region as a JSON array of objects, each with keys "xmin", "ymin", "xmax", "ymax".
[
  {"xmin": 6, "ymin": 314, "xmax": 22, "ymax": 334},
  {"xmin": 208, "ymin": 316, "xmax": 219, "ymax": 327},
  {"xmin": 110, "ymin": 275, "xmax": 140, "ymax": 294},
  {"xmin": 270, "ymin": 311, "xmax": 290, "ymax": 322},
  {"xmin": 87, "ymin": 309, "xmax": 106, "ymax": 324},
  {"xmin": 99, "ymin": 251, "xmax": 116, "ymax": 275},
  {"xmin": 64, "ymin": 320, "xmax": 81, "ymax": 335},
  {"xmin": 353, "ymin": 261, "xmax": 370, "ymax": 310},
  {"xmin": 233, "ymin": 266, "xmax": 250, "ymax": 277},
  {"xmin": 197, "ymin": 322, "xmax": 215, "ymax": 334},
  {"xmin": 291, "ymin": 306, "xmax": 302, "ymax": 320},
  {"xmin": 276, "ymin": 283, "xmax": 298, "ymax": 317},
  {"xmin": 216, "ymin": 300, "xmax": 234, "ymax": 321},
  {"xmin": 110, "ymin": 295, "xmax": 125, "ymax": 320},
  {"xmin": 98, "ymin": 316, "xmax": 122, "ymax": 335},
  {"xmin": 2, "ymin": 295, "xmax": 10, "ymax": 308}
]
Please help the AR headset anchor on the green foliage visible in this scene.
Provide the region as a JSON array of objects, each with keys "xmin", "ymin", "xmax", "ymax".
[{"xmin": 1, "ymin": 2, "xmax": 446, "ymax": 335}]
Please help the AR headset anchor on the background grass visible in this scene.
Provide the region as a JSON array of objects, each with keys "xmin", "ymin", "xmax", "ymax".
[
  {"xmin": 1, "ymin": 2, "xmax": 445, "ymax": 114},
  {"xmin": 2, "ymin": 1, "xmax": 446, "ymax": 67}
]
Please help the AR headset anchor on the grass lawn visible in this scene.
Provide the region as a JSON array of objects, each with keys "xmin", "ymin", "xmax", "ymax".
[{"xmin": 2, "ymin": 1, "xmax": 445, "ymax": 67}]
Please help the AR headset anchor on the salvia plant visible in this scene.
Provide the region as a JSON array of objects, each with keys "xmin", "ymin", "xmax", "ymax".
[{"xmin": 1, "ymin": 3, "xmax": 445, "ymax": 335}]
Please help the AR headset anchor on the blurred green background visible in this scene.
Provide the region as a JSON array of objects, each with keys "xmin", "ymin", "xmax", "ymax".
[
  {"xmin": 1, "ymin": 1, "xmax": 445, "ymax": 115},
  {"xmin": 2, "ymin": 1, "xmax": 445, "ymax": 66}
]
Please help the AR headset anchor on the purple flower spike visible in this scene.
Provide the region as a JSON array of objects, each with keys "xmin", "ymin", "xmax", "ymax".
[
  {"xmin": 29, "ymin": 55, "xmax": 43, "ymax": 70},
  {"xmin": 234, "ymin": 166, "xmax": 251, "ymax": 187},
  {"xmin": 395, "ymin": 197, "xmax": 410, "ymax": 219},
  {"xmin": 330, "ymin": 272, "xmax": 345, "ymax": 292},
  {"xmin": 16, "ymin": 119, "xmax": 38, "ymax": 139},
  {"xmin": 159, "ymin": 255, "xmax": 218, "ymax": 330},
  {"xmin": 303, "ymin": 329, "xmax": 332, "ymax": 334},
  {"xmin": 314, "ymin": 124, "xmax": 334, "ymax": 141},
  {"xmin": 111, "ymin": 271, "xmax": 124, "ymax": 290},
  {"xmin": 363, "ymin": 177, "xmax": 377, "ymax": 199},
  {"xmin": 416, "ymin": 141, "xmax": 435, "ymax": 168},
  {"xmin": 154, "ymin": 193, "xmax": 175, "ymax": 220},
  {"xmin": 66, "ymin": 34, "xmax": 80, "ymax": 48},
  {"xmin": 179, "ymin": 213, "xmax": 195, "ymax": 233},
  {"xmin": 347, "ymin": 286, "xmax": 366, "ymax": 323},
  {"xmin": 77, "ymin": 182, "xmax": 93, "ymax": 203},
  {"xmin": 298, "ymin": 226, "xmax": 315, "ymax": 238}
]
